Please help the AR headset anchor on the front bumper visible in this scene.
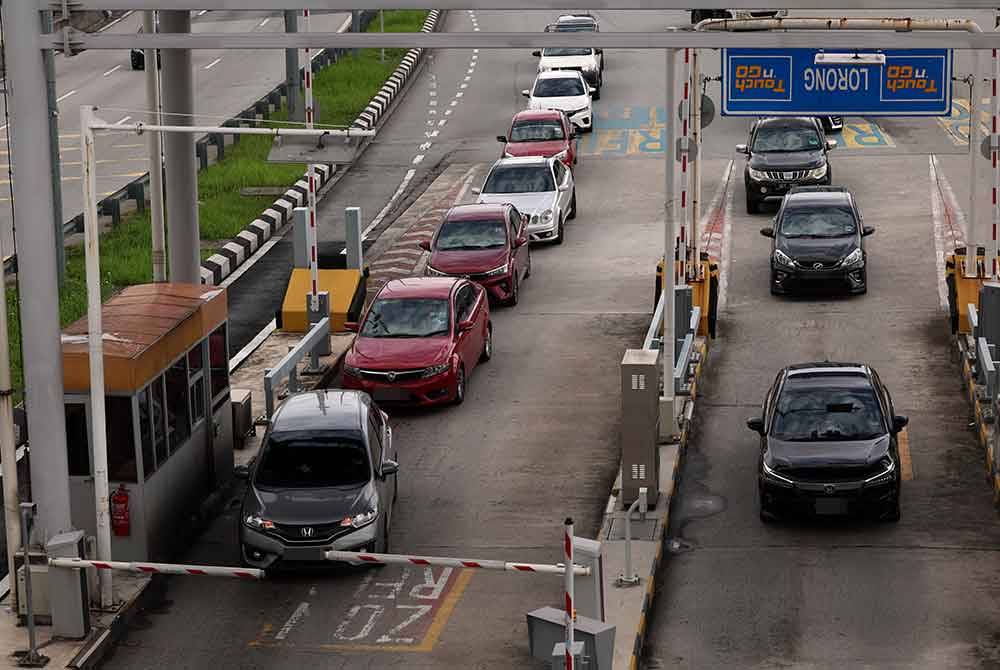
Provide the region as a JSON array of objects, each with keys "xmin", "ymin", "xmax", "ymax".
[
  {"xmin": 342, "ymin": 367, "xmax": 458, "ymax": 406},
  {"xmin": 760, "ymin": 476, "xmax": 898, "ymax": 519},
  {"xmin": 426, "ymin": 268, "xmax": 516, "ymax": 302},
  {"xmin": 240, "ymin": 521, "xmax": 378, "ymax": 570},
  {"xmin": 566, "ymin": 108, "xmax": 592, "ymax": 130},
  {"xmin": 526, "ymin": 216, "xmax": 559, "ymax": 242},
  {"xmin": 771, "ymin": 262, "xmax": 866, "ymax": 294},
  {"xmin": 747, "ymin": 173, "xmax": 830, "ymax": 202}
]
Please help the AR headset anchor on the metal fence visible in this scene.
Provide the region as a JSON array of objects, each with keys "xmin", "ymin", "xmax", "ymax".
[
  {"xmin": 642, "ymin": 287, "xmax": 701, "ymax": 395},
  {"xmin": 262, "ymin": 316, "xmax": 331, "ymax": 420}
]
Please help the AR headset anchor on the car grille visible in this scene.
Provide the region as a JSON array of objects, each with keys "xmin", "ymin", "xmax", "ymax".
[
  {"xmin": 763, "ymin": 170, "xmax": 810, "ymax": 181},
  {"xmin": 797, "ymin": 258, "xmax": 840, "ymax": 270},
  {"xmin": 358, "ymin": 368, "xmax": 426, "ymax": 383},
  {"xmin": 269, "ymin": 521, "xmax": 350, "ymax": 545},
  {"xmin": 782, "ymin": 464, "xmax": 883, "ymax": 483},
  {"xmin": 565, "ymin": 107, "xmax": 589, "ymax": 117}
]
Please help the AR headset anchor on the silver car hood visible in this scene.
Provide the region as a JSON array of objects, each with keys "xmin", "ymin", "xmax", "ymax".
[{"xmin": 477, "ymin": 191, "xmax": 556, "ymax": 216}]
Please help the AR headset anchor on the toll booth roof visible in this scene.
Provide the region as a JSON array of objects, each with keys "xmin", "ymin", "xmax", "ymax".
[{"xmin": 61, "ymin": 283, "xmax": 228, "ymax": 394}]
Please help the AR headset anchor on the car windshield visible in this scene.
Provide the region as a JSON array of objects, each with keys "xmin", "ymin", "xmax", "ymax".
[
  {"xmin": 483, "ymin": 165, "xmax": 554, "ymax": 194},
  {"xmin": 533, "ymin": 77, "xmax": 585, "ymax": 97},
  {"xmin": 780, "ymin": 206, "xmax": 857, "ymax": 238},
  {"xmin": 510, "ymin": 120, "xmax": 565, "ymax": 142},
  {"xmin": 770, "ymin": 383, "xmax": 885, "ymax": 442},
  {"xmin": 255, "ymin": 435, "xmax": 370, "ymax": 488},
  {"xmin": 436, "ymin": 218, "xmax": 507, "ymax": 250},
  {"xmin": 554, "ymin": 21, "xmax": 596, "ymax": 32},
  {"xmin": 361, "ymin": 297, "xmax": 450, "ymax": 338},
  {"xmin": 752, "ymin": 126, "xmax": 822, "ymax": 152},
  {"xmin": 543, "ymin": 47, "xmax": 593, "ymax": 57}
]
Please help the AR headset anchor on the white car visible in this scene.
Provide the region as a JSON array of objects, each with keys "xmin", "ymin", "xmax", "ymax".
[
  {"xmin": 531, "ymin": 47, "xmax": 602, "ymax": 99},
  {"xmin": 474, "ymin": 156, "xmax": 576, "ymax": 245},
  {"xmin": 522, "ymin": 71, "xmax": 595, "ymax": 133}
]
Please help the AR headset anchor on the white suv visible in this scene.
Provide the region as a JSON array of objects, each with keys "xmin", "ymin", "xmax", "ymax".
[
  {"xmin": 532, "ymin": 47, "xmax": 603, "ymax": 99},
  {"xmin": 522, "ymin": 71, "xmax": 595, "ymax": 132}
]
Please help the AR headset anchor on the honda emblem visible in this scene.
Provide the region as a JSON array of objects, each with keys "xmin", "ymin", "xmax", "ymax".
[{"xmin": 300, "ymin": 527, "xmax": 314, "ymax": 537}]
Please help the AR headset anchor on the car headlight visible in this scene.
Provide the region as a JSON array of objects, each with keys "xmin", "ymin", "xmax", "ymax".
[
  {"xmin": 748, "ymin": 167, "xmax": 767, "ymax": 181},
  {"xmin": 864, "ymin": 456, "xmax": 895, "ymax": 485},
  {"xmin": 425, "ymin": 264, "xmax": 448, "ymax": 277},
  {"xmin": 341, "ymin": 507, "xmax": 378, "ymax": 529},
  {"xmin": 244, "ymin": 514, "xmax": 275, "ymax": 531},
  {"xmin": 773, "ymin": 249, "xmax": 797, "ymax": 268},
  {"xmin": 807, "ymin": 164, "xmax": 828, "ymax": 180},
  {"xmin": 420, "ymin": 363, "xmax": 451, "ymax": 379},
  {"xmin": 582, "ymin": 62, "xmax": 598, "ymax": 72},
  {"xmin": 540, "ymin": 208, "xmax": 553, "ymax": 223},
  {"xmin": 761, "ymin": 460, "xmax": 794, "ymax": 487},
  {"xmin": 553, "ymin": 149, "xmax": 569, "ymax": 162},
  {"xmin": 482, "ymin": 262, "xmax": 509, "ymax": 278},
  {"xmin": 840, "ymin": 248, "xmax": 864, "ymax": 268},
  {"xmin": 343, "ymin": 364, "xmax": 363, "ymax": 378}
]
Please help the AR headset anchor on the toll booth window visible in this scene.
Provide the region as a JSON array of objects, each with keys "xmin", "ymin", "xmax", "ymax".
[
  {"xmin": 188, "ymin": 341, "xmax": 204, "ymax": 372},
  {"xmin": 188, "ymin": 341, "xmax": 206, "ymax": 425},
  {"xmin": 209, "ymin": 325, "xmax": 229, "ymax": 405},
  {"xmin": 138, "ymin": 388, "xmax": 155, "ymax": 479},
  {"xmin": 105, "ymin": 396, "xmax": 137, "ymax": 483},
  {"xmin": 65, "ymin": 403, "xmax": 90, "ymax": 477},
  {"xmin": 166, "ymin": 357, "xmax": 191, "ymax": 451},
  {"xmin": 150, "ymin": 375, "xmax": 168, "ymax": 466}
]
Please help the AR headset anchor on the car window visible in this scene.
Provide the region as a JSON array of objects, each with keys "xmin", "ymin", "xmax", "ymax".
[
  {"xmin": 483, "ymin": 165, "xmax": 555, "ymax": 194},
  {"xmin": 779, "ymin": 206, "xmax": 857, "ymax": 238},
  {"xmin": 542, "ymin": 47, "xmax": 593, "ymax": 57},
  {"xmin": 368, "ymin": 417, "xmax": 383, "ymax": 466},
  {"xmin": 751, "ymin": 126, "xmax": 822, "ymax": 152},
  {"xmin": 534, "ymin": 77, "xmax": 585, "ymax": 97},
  {"xmin": 255, "ymin": 435, "xmax": 370, "ymax": 488},
  {"xmin": 436, "ymin": 218, "xmax": 507, "ymax": 250},
  {"xmin": 507, "ymin": 209, "xmax": 521, "ymax": 240},
  {"xmin": 553, "ymin": 160, "xmax": 567, "ymax": 184},
  {"xmin": 455, "ymin": 285, "xmax": 476, "ymax": 322},
  {"xmin": 361, "ymin": 298, "xmax": 450, "ymax": 338},
  {"xmin": 770, "ymin": 383, "xmax": 886, "ymax": 442},
  {"xmin": 510, "ymin": 119, "xmax": 565, "ymax": 142}
]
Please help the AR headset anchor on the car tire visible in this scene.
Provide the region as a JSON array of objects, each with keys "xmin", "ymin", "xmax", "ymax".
[
  {"xmin": 568, "ymin": 190, "xmax": 577, "ymax": 220},
  {"xmin": 453, "ymin": 365, "xmax": 466, "ymax": 405},
  {"xmin": 524, "ymin": 249, "xmax": 532, "ymax": 278},
  {"xmin": 885, "ymin": 490, "xmax": 901, "ymax": 522},
  {"xmin": 507, "ymin": 273, "xmax": 520, "ymax": 307},
  {"xmin": 746, "ymin": 197, "xmax": 760, "ymax": 215},
  {"xmin": 554, "ymin": 217, "xmax": 565, "ymax": 245},
  {"xmin": 480, "ymin": 323, "xmax": 494, "ymax": 361}
]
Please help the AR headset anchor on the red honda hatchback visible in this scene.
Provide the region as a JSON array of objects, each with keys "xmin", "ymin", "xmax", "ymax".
[
  {"xmin": 421, "ymin": 204, "xmax": 531, "ymax": 306},
  {"xmin": 342, "ymin": 277, "xmax": 491, "ymax": 407},
  {"xmin": 498, "ymin": 109, "xmax": 577, "ymax": 168}
]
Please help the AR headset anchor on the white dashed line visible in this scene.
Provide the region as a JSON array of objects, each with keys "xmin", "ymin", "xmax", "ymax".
[
  {"xmin": 56, "ymin": 89, "xmax": 78, "ymax": 103},
  {"xmin": 455, "ymin": 92, "xmax": 464, "ymax": 98},
  {"xmin": 474, "ymin": 27, "xmax": 480, "ymax": 31},
  {"xmin": 204, "ymin": 57, "xmax": 223, "ymax": 70},
  {"xmin": 275, "ymin": 603, "xmax": 310, "ymax": 641},
  {"xmin": 467, "ymin": 68, "xmax": 475, "ymax": 74},
  {"xmin": 428, "ymin": 130, "xmax": 440, "ymax": 138},
  {"xmin": 429, "ymin": 99, "xmax": 438, "ymax": 106},
  {"xmin": 461, "ymin": 82, "xmax": 469, "ymax": 88},
  {"xmin": 445, "ymin": 110, "xmax": 453, "ymax": 116},
  {"xmin": 438, "ymin": 119, "xmax": 448, "ymax": 126},
  {"xmin": 363, "ymin": 168, "xmax": 417, "ymax": 238},
  {"xmin": 103, "ymin": 65, "xmax": 122, "ymax": 77},
  {"xmin": 419, "ymin": 142, "xmax": 432, "ymax": 150},
  {"xmin": 197, "ymin": 9, "xmax": 208, "ymax": 16},
  {"xmin": 450, "ymin": 100, "xmax": 459, "ymax": 107},
  {"xmin": 429, "ymin": 109, "xmax": 438, "ymax": 115},
  {"xmin": 98, "ymin": 11, "xmax": 133, "ymax": 32},
  {"xmin": 258, "ymin": 17, "xmax": 270, "ymax": 27},
  {"xmin": 413, "ymin": 154, "xmax": 425, "ymax": 165},
  {"xmin": 429, "ymin": 90, "xmax": 437, "ymax": 96},
  {"xmin": 114, "ymin": 115, "xmax": 131, "ymax": 125},
  {"xmin": 474, "ymin": 49, "xmax": 480, "ymax": 53}
]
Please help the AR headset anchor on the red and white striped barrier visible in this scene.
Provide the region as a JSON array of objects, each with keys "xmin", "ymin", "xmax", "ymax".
[
  {"xmin": 993, "ymin": 42, "xmax": 999, "ymax": 277},
  {"xmin": 564, "ymin": 517, "xmax": 576, "ymax": 670},
  {"xmin": 303, "ymin": 8, "xmax": 320, "ymax": 312},
  {"xmin": 48, "ymin": 557, "xmax": 264, "ymax": 580},
  {"xmin": 323, "ymin": 550, "xmax": 590, "ymax": 575},
  {"xmin": 678, "ymin": 48, "xmax": 691, "ymax": 284}
]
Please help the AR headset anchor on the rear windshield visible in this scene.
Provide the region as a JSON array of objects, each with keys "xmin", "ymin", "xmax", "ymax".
[
  {"xmin": 533, "ymin": 77, "xmax": 585, "ymax": 98},
  {"xmin": 771, "ymin": 384, "xmax": 885, "ymax": 442},
  {"xmin": 510, "ymin": 120, "xmax": 565, "ymax": 142},
  {"xmin": 543, "ymin": 47, "xmax": 593, "ymax": 57},
  {"xmin": 483, "ymin": 165, "xmax": 554, "ymax": 194},
  {"xmin": 255, "ymin": 435, "xmax": 370, "ymax": 488}
]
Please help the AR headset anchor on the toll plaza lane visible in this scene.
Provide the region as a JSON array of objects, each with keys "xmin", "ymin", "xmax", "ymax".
[{"xmin": 644, "ymin": 154, "xmax": 1000, "ymax": 669}]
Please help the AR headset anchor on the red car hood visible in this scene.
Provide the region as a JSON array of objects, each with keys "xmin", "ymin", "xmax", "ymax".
[
  {"xmin": 504, "ymin": 140, "xmax": 567, "ymax": 158},
  {"xmin": 349, "ymin": 335, "xmax": 452, "ymax": 369},
  {"xmin": 428, "ymin": 247, "xmax": 509, "ymax": 275}
]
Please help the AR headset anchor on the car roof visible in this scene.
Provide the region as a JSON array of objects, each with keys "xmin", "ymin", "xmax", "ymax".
[
  {"xmin": 756, "ymin": 116, "xmax": 819, "ymax": 129},
  {"xmin": 378, "ymin": 277, "xmax": 461, "ymax": 300},
  {"xmin": 445, "ymin": 203, "xmax": 508, "ymax": 221},
  {"xmin": 511, "ymin": 109, "xmax": 565, "ymax": 122},
  {"xmin": 783, "ymin": 363, "xmax": 872, "ymax": 385},
  {"xmin": 271, "ymin": 390, "xmax": 369, "ymax": 435},
  {"xmin": 491, "ymin": 155, "xmax": 552, "ymax": 167},
  {"xmin": 536, "ymin": 69, "xmax": 583, "ymax": 80},
  {"xmin": 783, "ymin": 190, "xmax": 853, "ymax": 209}
]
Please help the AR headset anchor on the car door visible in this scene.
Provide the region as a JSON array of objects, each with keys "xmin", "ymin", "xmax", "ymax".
[
  {"xmin": 564, "ymin": 114, "xmax": 577, "ymax": 165},
  {"xmin": 453, "ymin": 283, "xmax": 478, "ymax": 371},
  {"xmin": 507, "ymin": 207, "xmax": 528, "ymax": 279},
  {"xmin": 366, "ymin": 415, "xmax": 391, "ymax": 531},
  {"xmin": 552, "ymin": 160, "xmax": 572, "ymax": 217}
]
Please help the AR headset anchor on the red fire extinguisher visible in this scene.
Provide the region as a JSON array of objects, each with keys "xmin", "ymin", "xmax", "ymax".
[{"xmin": 110, "ymin": 484, "xmax": 130, "ymax": 537}]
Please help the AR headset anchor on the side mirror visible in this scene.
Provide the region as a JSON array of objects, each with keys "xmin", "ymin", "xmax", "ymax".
[
  {"xmin": 514, "ymin": 236, "xmax": 528, "ymax": 248},
  {"xmin": 862, "ymin": 226, "xmax": 875, "ymax": 237},
  {"xmin": 234, "ymin": 464, "xmax": 250, "ymax": 480},
  {"xmin": 760, "ymin": 227, "xmax": 775, "ymax": 238},
  {"xmin": 588, "ymin": 86, "xmax": 597, "ymax": 95},
  {"xmin": 496, "ymin": 135, "xmax": 508, "ymax": 143},
  {"xmin": 532, "ymin": 50, "xmax": 542, "ymax": 57},
  {"xmin": 419, "ymin": 239, "xmax": 431, "ymax": 251},
  {"xmin": 344, "ymin": 321, "xmax": 359, "ymax": 332},
  {"xmin": 826, "ymin": 139, "xmax": 838, "ymax": 150},
  {"xmin": 746, "ymin": 417, "xmax": 765, "ymax": 434},
  {"xmin": 471, "ymin": 187, "xmax": 482, "ymax": 195},
  {"xmin": 458, "ymin": 318, "xmax": 475, "ymax": 332},
  {"xmin": 892, "ymin": 415, "xmax": 909, "ymax": 433},
  {"xmin": 558, "ymin": 183, "xmax": 570, "ymax": 192},
  {"xmin": 596, "ymin": 48, "xmax": 603, "ymax": 54},
  {"xmin": 381, "ymin": 460, "xmax": 399, "ymax": 477},
  {"xmin": 736, "ymin": 143, "xmax": 748, "ymax": 154},
  {"xmin": 521, "ymin": 89, "xmax": 531, "ymax": 98}
]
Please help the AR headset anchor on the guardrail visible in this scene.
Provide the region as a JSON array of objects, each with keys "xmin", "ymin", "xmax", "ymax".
[
  {"xmin": 262, "ymin": 316, "xmax": 330, "ymax": 420},
  {"xmin": 641, "ymin": 289, "xmax": 701, "ymax": 395}
]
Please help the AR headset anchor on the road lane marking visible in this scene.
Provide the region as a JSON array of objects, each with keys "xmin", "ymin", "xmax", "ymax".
[
  {"xmin": 258, "ymin": 17, "xmax": 270, "ymax": 28},
  {"xmin": 98, "ymin": 11, "xmax": 133, "ymax": 32},
  {"xmin": 275, "ymin": 602, "xmax": 309, "ymax": 640},
  {"xmin": 412, "ymin": 154, "xmax": 425, "ymax": 165},
  {"xmin": 898, "ymin": 429, "xmax": 914, "ymax": 481},
  {"xmin": 839, "ymin": 120, "xmax": 895, "ymax": 149},
  {"xmin": 363, "ymin": 168, "xmax": 417, "ymax": 239},
  {"xmin": 56, "ymin": 89, "xmax": 78, "ymax": 103},
  {"xmin": 197, "ymin": 9, "xmax": 208, "ymax": 16},
  {"xmin": 929, "ymin": 155, "xmax": 950, "ymax": 311},
  {"xmin": 103, "ymin": 65, "xmax": 122, "ymax": 77},
  {"xmin": 114, "ymin": 115, "xmax": 131, "ymax": 125},
  {"xmin": 204, "ymin": 57, "xmax": 223, "ymax": 70}
]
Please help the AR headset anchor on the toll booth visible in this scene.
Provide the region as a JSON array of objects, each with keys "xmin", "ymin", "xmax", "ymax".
[{"xmin": 60, "ymin": 283, "xmax": 233, "ymax": 562}]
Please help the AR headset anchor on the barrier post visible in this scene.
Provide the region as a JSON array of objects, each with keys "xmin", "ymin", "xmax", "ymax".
[{"xmin": 564, "ymin": 518, "xmax": 575, "ymax": 670}]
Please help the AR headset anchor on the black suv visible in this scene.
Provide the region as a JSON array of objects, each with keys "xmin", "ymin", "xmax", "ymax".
[
  {"xmin": 239, "ymin": 390, "xmax": 398, "ymax": 570},
  {"xmin": 760, "ymin": 186, "xmax": 874, "ymax": 295},
  {"xmin": 739, "ymin": 116, "xmax": 837, "ymax": 213},
  {"xmin": 747, "ymin": 363, "xmax": 907, "ymax": 522}
]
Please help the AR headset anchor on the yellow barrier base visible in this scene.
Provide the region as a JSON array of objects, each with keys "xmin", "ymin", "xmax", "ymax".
[
  {"xmin": 946, "ymin": 250, "xmax": 988, "ymax": 334},
  {"xmin": 279, "ymin": 268, "xmax": 363, "ymax": 333},
  {"xmin": 655, "ymin": 257, "xmax": 718, "ymax": 338}
]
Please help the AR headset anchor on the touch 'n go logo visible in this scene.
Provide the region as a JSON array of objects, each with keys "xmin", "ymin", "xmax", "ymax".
[
  {"xmin": 885, "ymin": 64, "xmax": 939, "ymax": 96},
  {"xmin": 734, "ymin": 64, "xmax": 787, "ymax": 95}
]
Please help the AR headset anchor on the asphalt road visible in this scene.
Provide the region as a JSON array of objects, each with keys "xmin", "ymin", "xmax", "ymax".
[
  {"xmin": 102, "ymin": 7, "xmax": 1000, "ymax": 670},
  {"xmin": 0, "ymin": 9, "xmax": 348, "ymax": 255}
]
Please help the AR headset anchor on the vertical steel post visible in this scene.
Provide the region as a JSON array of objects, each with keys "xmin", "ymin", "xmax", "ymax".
[
  {"xmin": 691, "ymin": 48, "xmax": 702, "ymax": 280},
  {"xmin": 663, "ymin": 48, "xmax": 677, "ymax": 423},
  {"xmin": 144, "ymin": 11, "xmax": 167, "ymax": 282},
  {"xmin": 80, "ymin": 106, "xmax": 113, "ymax": 610},
  {"xmin": 352, "ymin": 10, "xmax": 361, "ymax": 57},
  {"xmin": 283, "ymin": 11, "xmax": 299, "ymax": 119},
  {"xmin": 303, "ymin": 9, "xmax": 320, "ymax": 314},
  {"xmin": 971, "ymin": 49, "xmax": 986, "ymax": 278},
  {"xmin": 994, "ymin": 14, "xmax": 999, "ymax": 278},
  {"xmin": 18, "ymin": 504, "xmax": 46, "ymax": 667},
  {"xmin": 2, "ymin": 0, "xmax": 73, "ymax": 538},
  {"xmin": 563, "ymin": 518, "xmax": 575, "ymax": 670},
  {"xmin": 41, "ymin": 10, "xmax": 64, "ymax": 286},
  {"xmin": 380, "ymin": 10, "xmax": 385, "ymax": 63},
  {"xmin": 0, "ymin": 214, "xmax": 20, "ymax": 614},
  {"xmin": 160, "ymin": 10, "xmax": 200, "ymax": 284},
  {"xmin": 679, "ymin": 48, "xmax": 691, "ymax": 286}
]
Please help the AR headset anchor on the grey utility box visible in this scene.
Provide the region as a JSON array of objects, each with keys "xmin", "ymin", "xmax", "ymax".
[
  {"xmin": 674, "ymin": 285, "xmax": 693, "ymax": 361},
  {"xmin": 573, "ymin": 537, "xmax": 605, "ymax": 622},
  {"xmin": 980, "ymin": 282, "xmax": 1000, "ymax": 345},
  {"xmin": 527, "ymin": 606, "xmax": 615, "ymax": 670},
  {"xmin": 621, "ymin": 349, "xmax": 660, "ymax": 508},
  {"xmin": 46, "ymin": 530, "xmax": 90, "ymax": 639}
]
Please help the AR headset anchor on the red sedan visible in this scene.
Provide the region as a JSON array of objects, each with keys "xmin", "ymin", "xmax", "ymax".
[
  {"xmin": 497, "ymin": 109, "xmax": 577, "ymax": 168},
  {"xmin": 342, "ymin": 277, "xmax": 491, "ymax": 407},
  {"xmin": 421, "ymin": 204, "xmax": 531, "ymax": 306}
]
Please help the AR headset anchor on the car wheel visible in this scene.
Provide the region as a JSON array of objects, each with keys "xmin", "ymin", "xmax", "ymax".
[
  {"xmin": 593, "ymin": 78, "xmax": 602, "ymax": 101},
  {"xmin": 568, "ymin": 191, "xmax": 577, "ymax": 220},
  {"xmin": 554, "ymin": 217, "xmax": 565, "ymax": 245},
  {"xmin": 524, "ymin": 249, "xmax": 532, "ymax": 278},
  {"xmin": 507, "ymin": 273, "xmax": 520, "ymax": 307},
  {"xmin": 884, "ymin": 490, "xmax": 901, "ymax": 522},
  {"xmin": 453, "ymin": 365, "xmax": 466, "ymax": 405},
  {"xmin": 480, "ymin": 323, "xmax": 493, "ymax": 361},
  {"xmin": 746, "ymin": 197, "xmax": 760, "ymax": 215}
]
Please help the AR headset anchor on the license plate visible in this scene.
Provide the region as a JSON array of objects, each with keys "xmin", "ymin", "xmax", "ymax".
[
  {"xmin": 373, "ymin": 388, "xmax": 410, "ymax": 402},
  {"xmin": 814, "ymin": 498, "xmax": 848, "ymax": 515}
]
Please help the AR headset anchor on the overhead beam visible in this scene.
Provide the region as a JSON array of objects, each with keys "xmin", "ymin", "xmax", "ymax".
[
  {"xmin": 40, "ymin": 0, "xmax": 1000, "ymax": 9},
  {"xmin": 47, "ymin": 29, "xmax": 1000, "ymax": 50}
]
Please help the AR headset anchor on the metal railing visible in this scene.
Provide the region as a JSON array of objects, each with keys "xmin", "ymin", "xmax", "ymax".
[
  {"xmin": 642, "ymin": 288, "xmax": 701, "ymax": 395},
  {"xmin": 262, "ymin": 316, "xmax": 330, "ymax": 420}
]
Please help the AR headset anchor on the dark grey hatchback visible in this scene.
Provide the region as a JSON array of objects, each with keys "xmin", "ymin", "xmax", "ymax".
[
  {"xmin": 747, "ymin": 363, "xmax": 907, "ymax": 523},
  {"xmin": 239, "ymin": 390, "xmax": 397, "ymax": 570}
]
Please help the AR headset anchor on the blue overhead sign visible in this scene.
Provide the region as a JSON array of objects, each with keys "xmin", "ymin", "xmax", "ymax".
[{"xmin": 721, "ymin": 48, "xmax": 952, "ymax": 117}]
